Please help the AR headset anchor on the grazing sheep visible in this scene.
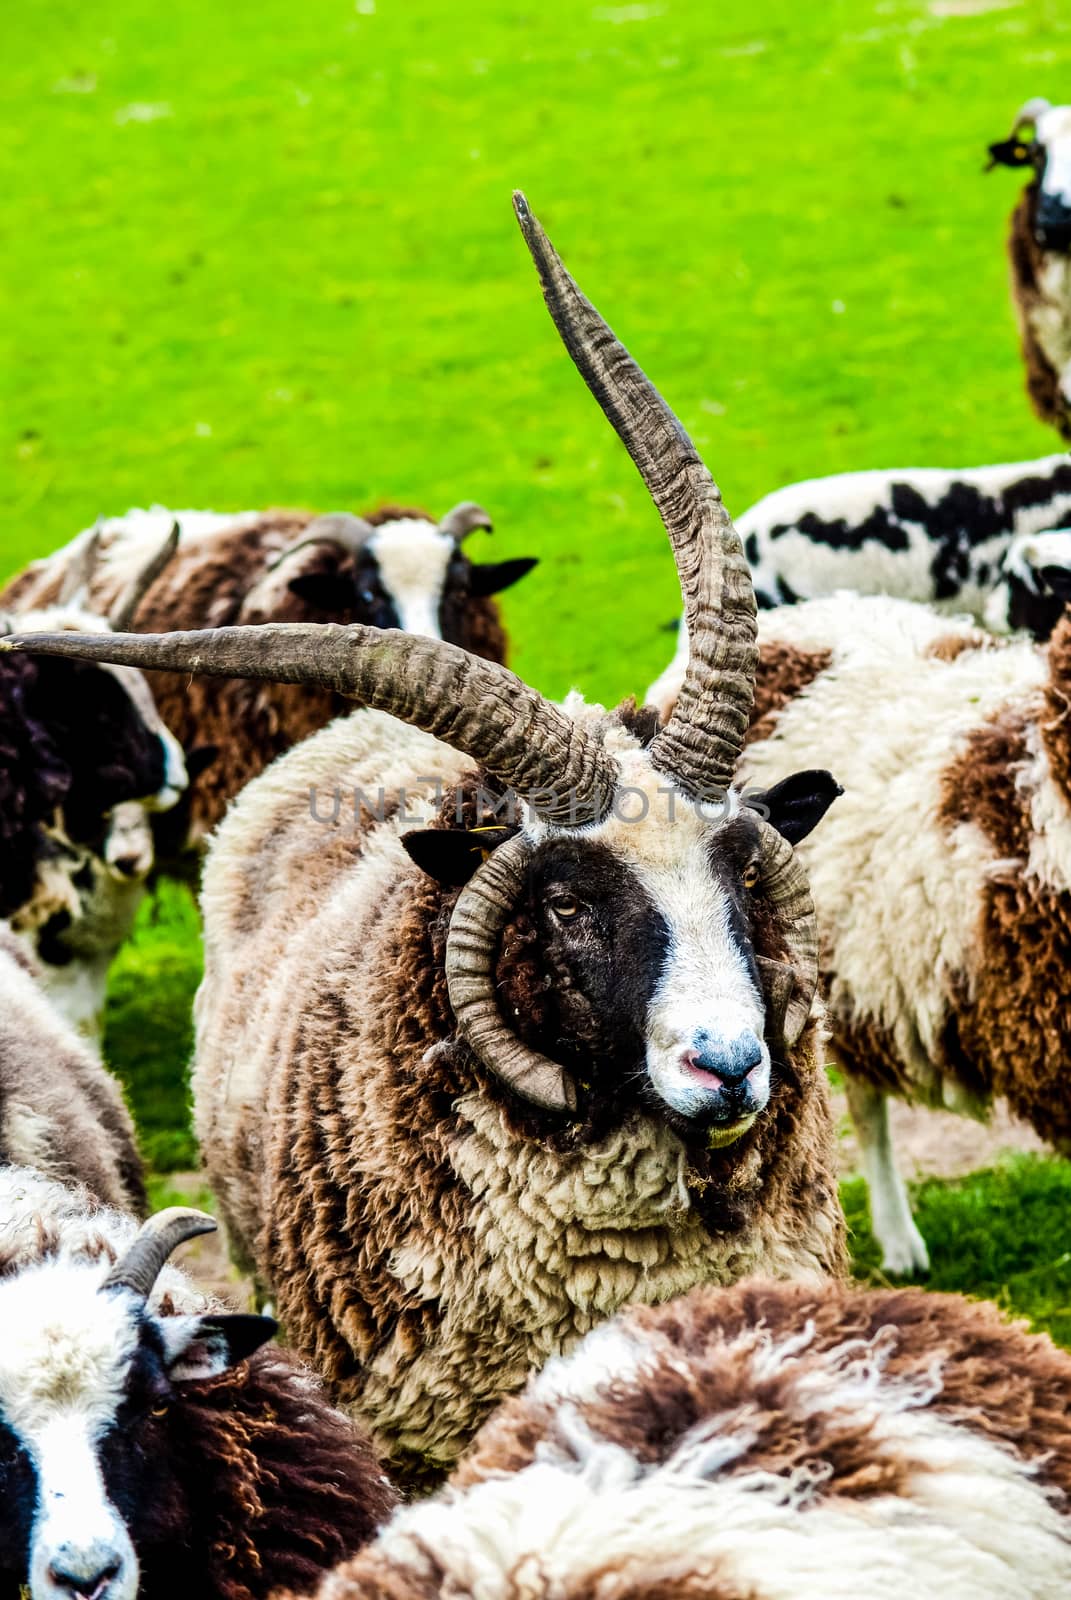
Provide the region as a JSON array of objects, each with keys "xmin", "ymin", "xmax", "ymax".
[
  {"xmin": 1, "ymin": 501, "xmax": 536, "ymax": 855},
  {"xmin": 988, "ymin": 98, "xmax": 1071, "ymax": 439},
  {"xmin": 649, "ymin": 586, "xmax": 1071, "ymax": 1274},
  {"xmin": 7, "ymin": 194, "xmax": 847, "ymax": 1486},
  {"xmin": 0, "ymin": 571, "xmax": 187, "ymax": 1036},
  {"xmin": 647, "ymin": 459, "xmax": 1071, "ymax": 719},
  {"xmin": 0, "ymin": 927, "xmax": 144, "ymax": 1212},
  {"xmin": 299, "ymin": 1278, "xmax": 1071, "ymax": 1600},
  {"xmin": 0, "ymin": 1170, "xmax": 397, "ymax": 1600}
]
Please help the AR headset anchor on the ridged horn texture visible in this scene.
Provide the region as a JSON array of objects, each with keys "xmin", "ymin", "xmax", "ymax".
[
  {"xmin": 445, "ymin": 833, "xmax": 578, "ymax": 1112},
  {"xmin": 439, "ymin": 501, "xmax": 493, "ymax": 541},
  {"xmin": 512, "ymin": 190, "xmax": 758, "ymax": 802},
  {"xmin": 109, "ymin": 519, "xmax": 180, "ymax": 632},
  {"xmin": 755, "ymin": 826, "xmax": 819, "ymax": 1046},
  {"xmin": 0, "ymin": 623, "xmax": 619, "ymax": 827},
  {"xmin": 268, "ymin": 511, "xmax": 377, "ymax": 571},
  {"xmin": 100, "ymin": 1207, "xmax": 217, "ymax": 1300}
]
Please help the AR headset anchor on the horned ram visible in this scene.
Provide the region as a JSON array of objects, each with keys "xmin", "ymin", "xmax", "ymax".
[
  {"xmin": 298, "ymin": 1278, "xmax": 1071, "ymax": 1600},
  {"xmin": 649, "ymin": 587, "xmax": 1071, "ymax": 1275},
  {"xmin": 1, "ymin": 501, "xmax": 536, "ymax": 858},
  {"xmin": 4, "ymin": 194, "xmax": 846, "ymax": 1487},
  {"xmin": 0, "ymin": 1171, "xmax": 396, "ymax": 1600}
]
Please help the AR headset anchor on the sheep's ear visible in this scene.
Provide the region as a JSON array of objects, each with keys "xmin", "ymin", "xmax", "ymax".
[
  {"xmin": 985, "ymin": 137, "xmax": 1035, "ymax": 170},
  {"xmin": 1038, "ymin": 564, "xmax": 1071, "ymax": 602},
  {"xmin": 158, "ymin": 1313, "xmax": 278, "ymax": 1383},
  {"xmin": 402, "ymin": 826, "xmax": 514, "ymax": 886},
  {"xmin": 287, "ymin": 572, "xmax": 354, "ymax": 611},
  {"xmin": 748, "ymin": 770, "xmax": 842, "ymax": 845},
  {"xmin": 467, "ymin": 557, "xmax": 538, "ymax": 597}
]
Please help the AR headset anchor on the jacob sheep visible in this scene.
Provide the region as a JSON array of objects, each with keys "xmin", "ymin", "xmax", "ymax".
[
  {"xmin": 6, "ymin": 194, "xmax": 847, "ymax": 1485},
  {"xmin": 989, "ymin": 98, "xmax": 1071, "ymax": 439},
  {"xmin": 649, "ymin": 586, "xmax": 1071, "ymax": 1274},
  {"xmin": 300, "ymin": 1278, "xmax": 1071, "ymax": 1600},
  {"xmin": 0, "ymin": 927, "xmax": 144, "ymax": 1212},
  {"xmin": 0, "ymin": 1170, "xmax": 397, "ymax": 1600},
  {"xmin": 1, "ymin": 500, "xmax": 536, "ymax": 856},
  {"xmin": 648, "ymin": 456, "xmax": 1071, "ymax": 719},
  {"xmin": 0, "ymin": 529, "xmax": 187, "ymax": 1037}
]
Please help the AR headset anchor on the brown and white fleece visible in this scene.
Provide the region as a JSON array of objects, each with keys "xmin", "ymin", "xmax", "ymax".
[
  {"xmin": 1, "ymin": 506, "xmax": 512, "ymax": 855},
  {"xmin": 0, "ymin": 927, "xmax": 145, "ymax": 1213},
  {"xmin": 282, "ymin": 1278, "xmax": 1071, "ymax": 1600},
  {"xmin": 650, "ymin": 592, "xmax": 1071, "ymax": 1273},
  {"xmin": 193, "ymin": 705, "xmax": 845, "ymax": 1491}
]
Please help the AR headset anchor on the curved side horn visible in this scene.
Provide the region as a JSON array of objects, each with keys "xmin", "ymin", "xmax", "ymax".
[
  {"xmin": 2, "ymin": 623, "xmax": 620, "ymax": 827},
  {"xmin": 109, "ymin": 520, "xmax": 180, "ymax": 632},
  {"xmin": 1014, "ymin": 97, "xmax": 1051, "ymax": 132},
  {"xmin": 445, "ymin": 834, "xmax": 577, "ymax": 1113},
  {"xmin": 513, "ymin": 192, "xmax": 756, "ymax": 802},
  {"xmin": 58, "ymin": 522, "xmax": 104, "ymax": 606},
  {"xmin": 100, "ymin": 1207, "xmax": 217, "ymax": 1301},
  {"xmin": 266, "ymin": 512, "xmax": 377, "ymax": 573},
  {"xmin": 755, "ymin": 823, "xmax": 819, "ymax": 1046},
  {"xmin": 439, "ymin": 501, "xmax": 493, "ymax": 541}
]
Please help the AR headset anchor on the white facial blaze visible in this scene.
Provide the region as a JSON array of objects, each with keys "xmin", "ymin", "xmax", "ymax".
[
  {"xmin": 1037, "ymin": 105, "xmax": 1071, "ymax": 208},
  {"xmin": 524, "ymin": 742, "xmax": 769, "ymax": 1123},
  {"xmin": 366, "ymin": 519, "xmax": 455, "ymax": 640},
  {"xmin": 0, "ymin": 1265, "xmax": 142, "ymax": 1600}
]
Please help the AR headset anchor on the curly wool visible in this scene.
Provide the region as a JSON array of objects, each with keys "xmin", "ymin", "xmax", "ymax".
[
  {"xmin": 297, "ymin": 1280, "xmax": 1071, "ymax": 1600},
  {"xmin": 194, "ymin": 708, "xmax": 845, "ymax": 1491}
]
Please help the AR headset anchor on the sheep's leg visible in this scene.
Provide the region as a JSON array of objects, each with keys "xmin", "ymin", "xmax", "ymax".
[{"xmin": 844, "ymin": 1074, "xmax": 930, "ymax": 1277}]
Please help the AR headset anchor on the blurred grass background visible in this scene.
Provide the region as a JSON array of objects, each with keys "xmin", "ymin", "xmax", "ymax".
[{"xmin": 2, "ymin": 0, "xmax": 1070, "ymax": 1336}]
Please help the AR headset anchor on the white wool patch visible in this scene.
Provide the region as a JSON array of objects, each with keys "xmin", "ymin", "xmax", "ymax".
[
  {"xmin": 1019, "ymin": 716, "xmax": 1071, "ymax": 890},
  {"xmin": 366, "ymin": 518, "xmax": 455, "ymax": 639},
  {"xmin": 1037, "ymin": 104, "xmax": 1071, "ymax": 208},
  {"xmin": 739, "ymin": 597, "xmax": 1048, "ymax": 1101}
]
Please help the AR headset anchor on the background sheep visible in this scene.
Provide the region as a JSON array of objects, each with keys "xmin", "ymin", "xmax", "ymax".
[
  {"xmin": 989, "ymin": 98, "xmax": 1071, "ymax": 441},
  {"xmin": 303, "ymin": 1278, "xmax": 1071, "ymax": 1600},
  {"xmin": 0, "ymin": 927, "xmax": 144, "ymax": 1212},
  {"xmin": 648, "ymin": 462, "xmax": 1071, "ymax": 720},
  {"xmin": 0, "ymin": 594, "xmax": 187, "ymax": 1038},
  {"xmin": 7, "ymin": 195, "xmax": 847, "ymax": 1487},
  {"xmin": 0, "ymin": 1169, "xmax": 397, "ymax": 1600},
  {"xmin": 649, "ymin": 589, "xmax": 1071, "ymax": 1275},
  {"xmin": 1, "ymin": 501, "xmax": 536, "ymax": 857}
]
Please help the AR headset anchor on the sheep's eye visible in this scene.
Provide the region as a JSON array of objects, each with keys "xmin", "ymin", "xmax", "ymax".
[
  {"xmin": 358, "ymin": 587, "xmax": 378, "ymax": 606},
  {"xmin": 550, "ymin": 894, "xmax": 581, "ymax": 920},
  {"xmin": 743, "ymin": 862, "xmax": 761, "ymax": 890},
  {"xmin": 150, "ymin": 1404, "xmax": 169, "ymax": 1419}
]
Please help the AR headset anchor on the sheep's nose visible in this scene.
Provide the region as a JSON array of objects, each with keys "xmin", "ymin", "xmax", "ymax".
[
  {"xmin": 47, "ymin": 1557, "xmax": 121, "ymax": 1600},
  {"xmin": 110, "ymin": 855, "xmax": 145, "ymax": 879},
  {"xmin": 1036, "ymin": 197, "xmax": 1071, "ymax": 252},
  {"xmin": 684, "ymin": 1030, "xmax": 765, "ymax": 1086}
]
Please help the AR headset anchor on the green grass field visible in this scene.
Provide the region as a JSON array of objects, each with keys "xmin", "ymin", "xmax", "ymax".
[{"xmin": 3, "ymin": 0, "xmax": 1070, "ymax": 1338}]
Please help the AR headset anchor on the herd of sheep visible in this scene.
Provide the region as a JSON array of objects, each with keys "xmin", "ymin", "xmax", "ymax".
[{"xmin": 1, "ymin": 99, "xmax": 1071, "ymax": 1600}]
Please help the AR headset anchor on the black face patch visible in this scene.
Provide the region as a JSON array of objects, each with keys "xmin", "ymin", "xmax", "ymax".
[
  {"xmin": 1003, "ymin": 568, "xmax": 1070, "ymax": 640},
  {"xmin": 0, "ymin": 1415, "xmax": 35, "ymax": 1586},
  {"xmin": 500, "ymin": 839, "xmax": 670, "ymax": 1130},
  {"xmin": 30, "ymin": 658, "xmax": 166, "ymax": 844}
]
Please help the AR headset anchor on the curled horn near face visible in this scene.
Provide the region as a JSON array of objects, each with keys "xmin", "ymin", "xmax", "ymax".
[{"xmin": 1, "ymin": 194, "xmax": 839, "ymax": 1133}]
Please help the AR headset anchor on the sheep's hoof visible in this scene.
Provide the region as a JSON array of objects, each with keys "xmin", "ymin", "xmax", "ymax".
[{"xmin": 879, "ymin": 1228, "xmax": 931, "ymax": 1279}]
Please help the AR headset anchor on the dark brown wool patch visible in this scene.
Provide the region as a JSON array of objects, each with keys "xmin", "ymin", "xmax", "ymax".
[
  {"xmin": 1008, "ymin": 189, "xmax": 1071, "ymax": 440},
  {"xmin": 938, "ymin": 689, "xmax": 1071, "ymax": 1145},
  {"xmin": 746, "ymin": 642, "xmax": 833, "ymax": 746}
]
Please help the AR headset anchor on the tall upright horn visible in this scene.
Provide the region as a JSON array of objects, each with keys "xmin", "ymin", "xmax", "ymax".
[
  {"xmin": 1, "ymin": 622, "xmax": 619, "ymax": 828},
  {"xmin": 439, "ymin": 501, "xmax": 493, "ymax": 541},
  {"xmin": 109, "ymin": 520, "xmax": 180, "ymax": 632},
  {"xmin": 513, "ymin": 192, "xmax": 757, "ymax": 801},
  {"xmin": 100, "ymin": 1207, "xmax": 217, "ymax": 1301},
  {"xmin": 58, "ymin": 522, "xmax": 104, "ymax": 607},
  {"xmin": 266, "ymin": 512, "xmax": 376, "ymax": 572}
]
